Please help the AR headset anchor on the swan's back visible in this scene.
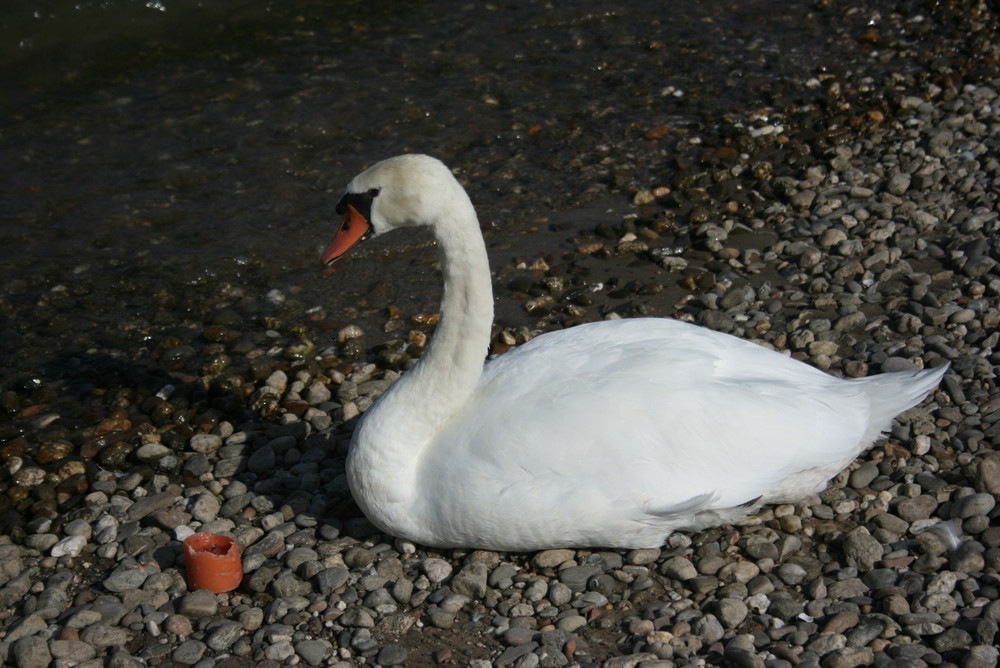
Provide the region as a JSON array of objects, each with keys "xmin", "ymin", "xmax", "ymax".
[{"xmin": 412, "ymin": 318, "xmax": 946, "ymax": 549}]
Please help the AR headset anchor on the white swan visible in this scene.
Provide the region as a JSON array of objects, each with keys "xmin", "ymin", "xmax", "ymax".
[{"xmin": 322, "ymin": 154, "xmax": 947, "ymax": 551}]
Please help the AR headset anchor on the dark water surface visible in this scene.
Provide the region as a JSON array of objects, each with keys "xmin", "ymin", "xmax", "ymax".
[{"xmin": 0, "ymin": 0, "xmax": 932, "ymax": 377}]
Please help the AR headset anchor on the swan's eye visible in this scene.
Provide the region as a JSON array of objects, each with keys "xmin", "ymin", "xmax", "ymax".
[{"xmin": 336, "ymin": 188, "xmax": 380, "ymax": 219}]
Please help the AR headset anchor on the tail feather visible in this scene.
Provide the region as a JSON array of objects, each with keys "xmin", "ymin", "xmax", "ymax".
[{"xmin": 855, "ymin": 363, "xmax": 949, "ymax": 441}]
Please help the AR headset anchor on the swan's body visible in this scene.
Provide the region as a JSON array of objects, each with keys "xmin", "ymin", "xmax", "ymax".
[{"xmin": 323, "ymin": 154, "xmax": 947, "ymax": 551}]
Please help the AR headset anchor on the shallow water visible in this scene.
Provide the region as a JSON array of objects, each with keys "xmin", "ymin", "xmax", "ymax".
[{"xmin": 0, "ymin": 0, "xmax": 905, "ymax": 377}]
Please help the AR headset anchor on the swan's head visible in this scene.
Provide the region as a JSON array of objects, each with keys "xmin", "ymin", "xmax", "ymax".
[{"xmin": 322, "ymin": 154, "xmax": 464, "ymax": 265}]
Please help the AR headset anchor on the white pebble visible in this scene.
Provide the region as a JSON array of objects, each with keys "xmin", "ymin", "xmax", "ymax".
[{"xmin": 50, "ymin": 534, "xmax": 87, "ymax": 558}]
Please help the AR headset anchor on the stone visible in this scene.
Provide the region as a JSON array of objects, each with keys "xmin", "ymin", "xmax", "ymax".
[
  {"xmin": 339, "ymin": 609, "xmax": 375, "ymax": 628},
  {"xmin": 965, "ymin": 645, "xmax": 999, "ymax": 668},
  {"xmin": 376, "ymin": 644, "xmax": 408, "ymax": 666},
  {"xmin": 189, "ymin": 433, "xmax": 223, "ymax": 454},
  {"xmin": 849, "ymin": 463, "xmax": 879, "ymax": 489},
  {"xmin": 271, "ymin": 573, "xmax": 312, "ymax": 598},
  {"xmin": 715, "ymin": 599, "xmax": 748, "ymax": 628},
  {"xmin": 896, "ymin": 495, "xmax": 937, "ymax": 522},
  {"xmin": 295, "ymin": 639, "xmax": 333, "ymax": 666},
  {"xmin": 422, "ymin": 558, "xmax": 453, "ymax": 584},
  {"xmin": 842, "ymin": 529, "xmax": 883, "ymax": 571},
  {"xmin": 820, "ymin": 646, "xmax": 873, "ymax": 668},
  {"xmin": 205, "ymin": 621, "xmax": 243, "ymax": 651},
  {"xmin": 776, "ymin": 563, "xmax": 808, "ymax": 585},
  {"xmin": 556, "ymin": 614, "xmax": 587, "ymax": 632},
  {"xmin": 189, "ymin": 492, "xmax": 222, "ymax": 523},
  {"xmin": 450, "ymin": 562, "xmax": 488, "ymax": 598},
  {"xmin": 171, "ymin": 639, "xmax": 207, "ymax": 665},
  {"xmin": 694, "ymin": 613, "xmax": 725, "ymax": 644},
  {"xmin": 722, "ymin": 648, "xmax": 765, "ymax": 668},
  {"xmin": 5, "ymin": 614, "xmax": 47, "ymax": 642},
  {"xmin": 887, "ymin": 172, "xmax": 911, "ymax": 195},
  {"xmin": 305, "ymin": 381, "xmax": 332, "ymax": 405},
  {"xmin": 504, "ymin": 627, "xmax": 535, "ymax": 646},
  {"xmin": 660, "ymin": 556, "xmax": 697, "ymax": 580},
  {"xmin": 558, "ymin": 564, "xmax": 601, "ymax": 592},
  {"xmin": 135, "ymin": 442, "xmax": 172, "ymax": 463},
  {"xmin": 79, "ymin": 624, "xmax": 131, "ymax": 648},
  {"xmin": 821, "ymin": 611, "xmax": 859, "ymax": 634},
  {"xmin": 49, "ymin": 639, "xmax": 98, "ymax": 663},
  {"xmin": 532, "ymin": 549, "xmax": 575, "ymax": 569},
  {"xmin": 314, "ymin": 567, "xmax": 349, "ymax": 594},
  {"xmin": 102, "ymin": 566, "xmax": 149, "ymax": 593},
  {"xmin": 125, "ymin": 491, "xmax": 177, "ymax": 521},
  {"xmin": 931, "ymin": 626, "xmax": 972, "ymax": 653},
  {"xmin": 426, "ymin": 606, "xmax": 454, "ymax": 629},
  {"xmin": 177, "ymin": 589, "xmax": 218, "ymax": 618},
  {"xmin": 625, "ymin": 548, "xmax": 660, "ymax": 565},
  {"xmin": 12, "ymin": 636, "xmax": 51, "ymax": 668},
  {"xmin": 247, "ymin": 445, "xmax": 276, "ymax": 473},
  {"xmin": 951, "ymin": 493, "xmax": 995, "ymax": 519},
  {"xmin": 976, "ymin": 453, "xmax": 1000, "ymax": 494},
  {"xmin": 265, "ymin": 640, "xmax": 295, "ymax": 661}
]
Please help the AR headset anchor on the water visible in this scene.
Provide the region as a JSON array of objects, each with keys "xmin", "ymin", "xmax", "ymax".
[{"xmin": 0, "ymin": 0, "xmax": 899, "ymax": 376}]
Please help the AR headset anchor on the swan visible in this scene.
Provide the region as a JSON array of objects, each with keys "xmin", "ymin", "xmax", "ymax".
[{"xmin": 322, "ymin": 153, "xmax": 947, "ymax": 551}]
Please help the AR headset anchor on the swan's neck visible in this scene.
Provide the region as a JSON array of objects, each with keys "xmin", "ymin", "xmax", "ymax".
[
  {"xmin": 404, "ymin": 204, "xmax": 494, "ymax": 422},
  {"xmin": 347, "ymin": 189, "xmax": 493, "ymax": 533}
]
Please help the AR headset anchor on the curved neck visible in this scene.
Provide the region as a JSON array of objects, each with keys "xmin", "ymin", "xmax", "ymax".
[
  {"xmin": 347, "ymin": 187, "xmax": 493, "ymax": 534},
  {"xmin": 404, "ymin": 202, "xmax": 494, "ymax": 425}
]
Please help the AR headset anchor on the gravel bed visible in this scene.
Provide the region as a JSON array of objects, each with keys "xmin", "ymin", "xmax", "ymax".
[{"xmin": 1, "ymin": 4, "xmax": 999, "ymax": 668}]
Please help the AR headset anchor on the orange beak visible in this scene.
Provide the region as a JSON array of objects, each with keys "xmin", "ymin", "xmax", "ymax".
[{"xmin": 322, "ymin": 204, "xmax": 372, "ymax": 266}]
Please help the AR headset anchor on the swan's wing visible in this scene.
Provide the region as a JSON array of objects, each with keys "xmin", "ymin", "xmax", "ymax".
[{"xmin": 428, "ymin": 318, "xmax": 870, "ymax": 518}]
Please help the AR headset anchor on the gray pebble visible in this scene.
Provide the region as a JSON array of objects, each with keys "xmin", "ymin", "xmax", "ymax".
[
  {"xmin": 172, "ymin": 639, "xmax": 207, "ymax": 665},
  {"xmin": 103, "ymin": 566, "xmax": 150, "ymax": 593},
  {"xmin": 660, "ymin": 556, "xmax": 697, "ymax": 580},
  {"xmin": 295, "ymin": 639, "xmax": 333, "ymax": 666},
  {"xmin": 376, "ymin": 644, "xmax": 408, "ymax": 666},
  {"xmin": 842, "ymin": 529, "xmax": 883, "ymax": 571},
  {"xmin": 951, "ymin": 492, "xmax": 995, "ymax": 519},
  {"xmin": 450, "ymin": 561, "xmax": 489, "ymax": 598},
  {"xmin": 12, "ymin": 636, "xmax": 50, "ymax": 668},
  {"xmin": 177, "ymin": 589, "xmax": 218, "ymax": 618}
]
